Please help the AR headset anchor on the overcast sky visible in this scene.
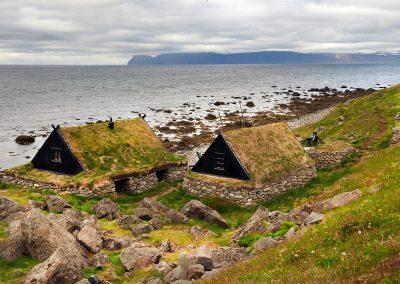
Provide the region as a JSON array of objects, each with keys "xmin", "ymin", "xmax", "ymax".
[{"xmin": 0, "ymin": 0, "xmax": 399, "ymax": 65}]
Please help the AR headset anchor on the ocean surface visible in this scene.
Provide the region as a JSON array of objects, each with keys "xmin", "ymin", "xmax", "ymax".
[{"xmin": 1, "ymin": 63, "xmax": 399, "ymax": 170}]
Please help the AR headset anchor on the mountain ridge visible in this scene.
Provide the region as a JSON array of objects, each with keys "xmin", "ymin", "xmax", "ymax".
[{"xmin": 127, "ymin": 51, "xmax": 400, "ymax": 65}]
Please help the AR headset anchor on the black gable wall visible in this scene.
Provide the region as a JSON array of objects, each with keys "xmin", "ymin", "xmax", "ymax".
[
  {"xmin": 31, "ymin": 129, "xmax": 84, "ymax": 175},
  {"xmin": 192, "ymin": 133, "xmax": 250, "ymax": 180}
]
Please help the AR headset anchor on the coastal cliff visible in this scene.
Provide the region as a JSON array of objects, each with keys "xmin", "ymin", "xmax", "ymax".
[{"xmin": 128, "ymin": 51, "xmax": 400, "ymax": 65}]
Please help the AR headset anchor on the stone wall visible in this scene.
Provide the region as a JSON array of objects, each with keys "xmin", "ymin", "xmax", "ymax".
[
  {"xmin": 183, "ymin": 165, "xmax": 317, "ymax": 206},
  {"xmin": 306, "ymin": 147, "xmax": 355, "ymax": 169},
  {"xmin": 161, "ymin": 164, "xmax": 188, "ymax": 180},
  {"xmin": 0, "ymin": 163, "xmax": 188, "ymax": 197}
]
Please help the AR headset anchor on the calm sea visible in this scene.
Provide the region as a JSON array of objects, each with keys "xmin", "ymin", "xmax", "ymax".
[{"xmin": 1, "ymin": 63, "xmax": 399, "ymax": 169}]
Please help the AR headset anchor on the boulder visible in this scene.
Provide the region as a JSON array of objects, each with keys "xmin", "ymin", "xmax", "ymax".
[
  {"xmin": 118, "ymin": 215, "xmax": 137, "ymax": 230},
  {"xmin": 134, "ymin": 207, "xmax": 154, "ymax": 221},
  {"xmin": 181, "ymin": 200, "xmax": 228, "ymax": 228},
  {"xmin": 190, "ymin": 225, "xmax": 216, "ymax": 240},
  {"xmin": 92, "ymin": 198, "xmax": 120, "ymax": 220},
  {"xmin": 324, "ymin": 189, "xmax": 362, "ymax": 210},
  {"xmin": 0, "ymin": 197, "xmax": 27, "ymax": 222},
  {"xmin": 253, "ymin": 237, "xmax": 278, "ymax": 251},
  {"xmin": 103, "ymin": 236, "xmax": 134, "ymax": 250},
  {"xmin": 149, "ymin": 218, "xmax": 164, "ymax": 230},
  {"xmin": 91, "ymin": 252, "xmax": 110, "ymax": 268},
  {"xmin": 15, "ymin": 135, "xmax": 35, "ymax": 145},
  {"xmin": 305, "ymin": 212, "xmax": 325, "ymax": 226},
  {"xmin": 165, "ymin": 267, "xmax": 188, "ymax": 283},
  {"xmin": 77, "ymin": 223, "xmax": 103, "ymax": 253},
  {"xmin": 0, "ymin": 220, "xmax": 27, "ymax": 261},
  {"xmin": 54, "ymin": 209, "xmax": 83, "ymax": 233},
  {"xmin": 20, "ymin": 209, "xmax": 82, "ymax": 261},
  {"xmin": 232, "ymin": 206, "xmax": 269, "ymax": 242},
  {"xmin": 211, "ymin": 247, "xmax": 248, "ymax": 264},
  {"xmin": 287, "ymin": 208, "xmax": 310, "ymax": 224},
  {"xmin": 131, "ymin": 223, "xmax": 154, "ymax": 237},
  {"xmin": 146, "ymin": 278, "xmax": 164, "ymax": 284},
  {"xmin": 141, "ymin": 197, "xmax": 169, "ymax": 213},
  {"xmin": 284, "ymin": 226, "xmax": 297, "ymax": 240},
  {"xmin": 120, "ymin": 243, "xmax": 162, "ymax": 271},
  {"xmin": 196, "ymin": 246, "xmax": 214, "ymax": 271},
  {"xmin": 159, "ymin": 239, "xmax": 173, "ymax": 253},
  {"xmin": 188, "ymin": 264, "xmax": 204, "ymax": 280},
  {"xmin": 28, "ymin": 200, "xmax": 46, "ymax": 210},
  {"xmin": 166, "ymin": 209, "xmax": 188, "ymax": 224},
  {"xmin": 23, "ymin": 245, "xmax": 86, "ymax": 284},
  {"xmin": 46, "ymin": 195, "xmax": 70, "ymax": 213},
  {"xmin": 156, "ymin": 261, "xmax": 176, "ymax": 275}
]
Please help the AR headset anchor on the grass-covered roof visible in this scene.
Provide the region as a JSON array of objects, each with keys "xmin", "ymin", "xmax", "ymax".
[
  {"xmin": 224, "ymin": 122, "xmax": 313, "ymax": 185},
  {"xmin": 7, "ymin": 118, "xmax": 185, "ymax": 188}
]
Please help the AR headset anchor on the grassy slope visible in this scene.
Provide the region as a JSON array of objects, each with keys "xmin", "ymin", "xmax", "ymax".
[
  {"xmin": 204, "ymin": 85, "xmax": 400, "ymax": 283},
  {"xmin": 7, "ymin": 118, "xmax": 186, "ymax": 188}
]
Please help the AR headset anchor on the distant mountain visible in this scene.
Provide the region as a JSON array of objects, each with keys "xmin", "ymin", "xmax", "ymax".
[{"xmin": 127, "ymin": 51, "xmax": 400, "ymax": 65}]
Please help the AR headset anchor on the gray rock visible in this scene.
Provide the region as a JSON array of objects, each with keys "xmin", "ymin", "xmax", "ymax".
[
  {"xmin": 0, "ymin": 220, "xmax": 26, "ymax": 261},
  {"xmin": 284, "ymin": 226, "xmax": 297, "ymax": 240},
  {"xmin": 118, "ymin": 215, "xmax": 137, "ymax": 229},
  {"xmin": 232, "ymin": 206, "xmax": 269, "ymax": 242},
  {"xmin": 288, "ymin": 208, "xmax": 310, "ymax": 224},
  {"xmin": 46, "ymin": 195, "xmax": 70, "ymax": 213},
  {"xmin": 165, "ymin": 266, "xmax": 188, "ymax": 282},
  {"xmin": 211, "ymin": 247, "xmax": 248, "ymax": 264},
  {"xmin": 91, "ymin": 198, "xmax": 120, "ymax": 220},
  {"xmin": 305, "ymin": 212, "xmax": 325, "ymax": 226},
  {"xmin": 131, "ymin": 223, "xmax": 154, "ymax": 237},
  {"xmin": 146, "ymin": 277, "xmax": 164, "ymax": 284},
  {"xmin": 190, "ymin": 225, "xmax": 216, "ymax": 240},
  {"xmin": 0, "ymin": 197, "xmax": 27, "ymax": 222},
  {"xmin": 77, "ymin": 222, "xmax": 103, "ymax": 253},
  {"xmin": 74, "ymin": 280, "xmax": 90, "ymax": 284},
  {"xmin": 149, "ymin": 218, "xmax": 164, "ymax": 230},
  {"xmin": 253, "ymin": 236, "xmax": 278, "ymax": 251},
  {"xmin": 20, "ymin": 209, "xmax": 83, "ymax": 261},
  {"xmin": 324, "ymin": 189, "xmax": 362, "ymax": 210},
  {"xmin": 27, "ymin": 200, "xmax": 46, "ymax": 210},
  {"xmin": 23, "ymin": 245, "xmax": 86, "ymax": 284},
  {"xmin": 181, "ymin": 200, "xmax": 228, "ymax": 228},
  {"xmin": 54, "ymin": 209, "xmax": 83, "ymax": 233},
  {"xmin": 160, "ymin": 239, "xmax": 173, "ymax": 253},
  {"xmin": 155, "ymin": 261, "xmax": 175, "ymax": 275},
  {"xmin": 141, "ymin": 197, "xmax": 169, "ymax": 213},
  {"xmin": 91, "ymin": 252, "xmax": 110, "ymax": 268},
  {"xmin": 188, "ymin": 264, "xmax": 204, "ymax": 280},
  {"xmin": 120, "ymin": 243, "xmax": 162, "ymax": 270},
  {"xmin": 103, "ymin": 235, "xmax": 133, "ymax": 250},
  {"xmin": 171, "ymin": 280, "xmax": 192, "ymax": 284},
  {"xmin": 15, "ymin": 135, "xmax": 35, "ymax": 145},
  {"xmin": 196, "ymin": 246, "xmax": 214, "ymax": 271},
  {"xmin": 134, "ymin": 207, "xmax": 154, "ymax": 221},
  {"xmin": 166, "ymin": 209, "xmax": 188, "ymax": 224}
]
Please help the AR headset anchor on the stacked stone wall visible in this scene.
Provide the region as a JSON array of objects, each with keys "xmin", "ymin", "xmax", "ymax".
[
  {"xmin": 0, "ymin": 163, "xmax": 188, "ymax": 196},
  {"xmin": 183, "ymin": 165, "xmax": 317, "ymax": 206},
  {"xmin": 306, "ymin": 147, "xmax": 355, "ymax": 169}
]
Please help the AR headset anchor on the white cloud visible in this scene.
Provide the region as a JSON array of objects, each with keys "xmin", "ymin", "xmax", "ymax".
[{"xmin": 0, "ymin": 0, "xmax": 399, "ymax": 64}]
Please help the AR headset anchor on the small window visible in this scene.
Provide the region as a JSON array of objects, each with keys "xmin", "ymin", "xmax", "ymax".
[
  {"xmin": 51, "ymin": 148, "xmax": 62, "ymax": 163},
  {"xmin": 214, "ymin": 151, "xmax": 225, "ymax": 171}
]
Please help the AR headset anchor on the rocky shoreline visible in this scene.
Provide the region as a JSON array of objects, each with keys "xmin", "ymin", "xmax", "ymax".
[{"xmin": 161, "ymin": 86, "xmax": 379, "ymax": 152}]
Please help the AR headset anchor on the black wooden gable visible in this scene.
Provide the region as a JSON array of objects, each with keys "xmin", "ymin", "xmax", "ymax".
[
  {"xmin": 192, "ymin": 133, "xmax": 250, "ymax": 180},
  {"xmin": 31, "ymin": 126, "xmax": 84, "ymax": 175}
]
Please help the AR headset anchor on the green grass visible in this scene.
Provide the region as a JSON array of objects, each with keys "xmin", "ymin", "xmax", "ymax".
[
  {"xmin": 238, "ymin": 222, "xmax": 295, "ymax": 247},
  {"xmin": 0, "ymin": 256, "xmax": 40, "ymax": 284},
  {"xmin": 0, "ymin": 222, "xmax": 9, "ymax": 241},
  {"xmin": 295, "ymin": 85, "xmax": 400, "ymax": 150}
]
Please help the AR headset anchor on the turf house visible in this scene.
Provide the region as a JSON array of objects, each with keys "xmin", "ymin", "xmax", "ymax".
[
  {"xmin": 184, "ymin": 122, "xmax": 317, "ymax": 205},
  {"xmin": 6, "ymin": 117, "xmax": 187, "ymax": 196}
]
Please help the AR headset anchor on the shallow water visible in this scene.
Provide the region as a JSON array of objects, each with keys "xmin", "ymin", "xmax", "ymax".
[{"xmin": 1, "ymin": 63, "xmax": 399, "ymax": 169}]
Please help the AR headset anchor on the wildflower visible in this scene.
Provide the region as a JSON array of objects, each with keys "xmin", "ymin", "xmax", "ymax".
[
  {"xmin": 294, "ymin": 254, "xmax": 299, "ymax": 258},
  {"xmin": 357, "ymin": 230, "xmax": 362, "ymax": 235},
  {"xmin": 311, "ymin": 250, "xmax": 315, "ymax": 254},
  {"xmin": 341, "ymin": 252, "xmax": 347, "ymax": 256}
]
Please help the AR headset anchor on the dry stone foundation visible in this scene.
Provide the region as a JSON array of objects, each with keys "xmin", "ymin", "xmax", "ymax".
[
  {"xmin": 0, "ymin": 164, "xmax": 187, "ymax": 197},
  {"xmin": 306, "ymin": 147, "xmax": 355, "ymax": 169},
  {"xmin": 184, "ymin": 165, "xmax": 316, "ymax": 206}
]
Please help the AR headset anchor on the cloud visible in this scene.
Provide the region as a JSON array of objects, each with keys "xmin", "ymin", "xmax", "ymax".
[{"xmin": 0, "ymin": 0, "xmax": 399, "ymax": 64}]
